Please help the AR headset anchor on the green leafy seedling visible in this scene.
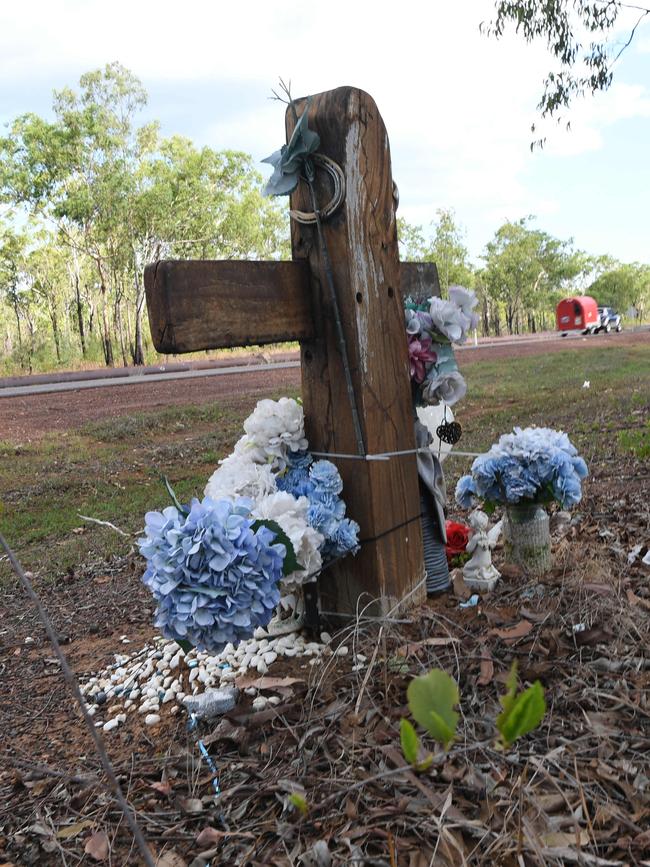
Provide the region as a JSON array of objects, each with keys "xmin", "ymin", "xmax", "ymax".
[
  {"xmin": 288, "ymin": 792, "xmax": 308, "ymax": 816},
  {"xmin": 496, "ymin": 661, "xmax": 546, "ymax": 748},
  {"xmin": 407, "ymin": 668, "xmax": 459, "ymax": 750},
  {"xmin": 400, "ymin": 719, "xmax": 433, "ymax": 771}
]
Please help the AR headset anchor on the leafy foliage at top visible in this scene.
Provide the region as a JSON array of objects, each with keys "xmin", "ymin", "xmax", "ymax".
[{"xmin": 482, "ymin": 0, "xmax": 649, "ymax": 146}]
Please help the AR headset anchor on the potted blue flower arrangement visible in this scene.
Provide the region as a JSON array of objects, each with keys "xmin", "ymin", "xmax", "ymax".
[{"xmin": 455, "ymin": 427, "xmax": 588, "ymax": 575}]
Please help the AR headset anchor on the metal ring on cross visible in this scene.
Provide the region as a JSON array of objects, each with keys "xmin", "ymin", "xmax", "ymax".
[{"xmin": 290, "ymin": 154, "xmax": 346, "ymax": 224}]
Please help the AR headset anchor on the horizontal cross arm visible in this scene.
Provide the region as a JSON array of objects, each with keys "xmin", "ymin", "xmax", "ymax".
[
  {"xmin": 144, "ymin": 259, "xmax": 314, "ymax": 354},
  {"xmin": 145, "ymin": 259, "xmax": 440, "ymax": 354}
]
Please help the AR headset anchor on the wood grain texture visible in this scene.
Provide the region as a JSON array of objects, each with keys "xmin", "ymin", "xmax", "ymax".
[
  {"xmin": 144, "ymin": 260, "xmax": 438, "ymax": 354},
  {"xmin": 287, "ymin": 87, "xmax": 426, "ymax": 615},
  {"xmin": 144, "ymin": 259, "xmax": 314, "ymax": 353}
]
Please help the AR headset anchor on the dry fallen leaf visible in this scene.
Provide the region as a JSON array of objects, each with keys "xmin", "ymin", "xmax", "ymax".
[
  {"xmin": 56, "ymin": 819, "xmax": 94, "ymax": 840},
  {"xmin": 396, "ymin": 636, "xmax": 459, "ymax": 657},
  {"xmin": 489, "ymin": 620, "xmax": 533, "ymax": 642},
  {"xmin": 540, "ymin": 830, "xmax": 589, "ymax": 847},
  {"xmin": 84, "ymin": 830, "xmax": 109, "ymax": 862},
  {"xmin": 477, "ymin": 645, "xmax": 494, "ymax": 686},
  {"xmin": 149, "ymin": 780, "xmax": 172, "ymax": 797},
  {"xmin": 626, "ymin": 589, "xmax": 650, "ymax": 611},
  {"xmin": 235, "ymin": 675, "xmax": 304, "ymax": 690}
]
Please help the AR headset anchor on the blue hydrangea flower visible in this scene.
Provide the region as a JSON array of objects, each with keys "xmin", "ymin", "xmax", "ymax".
[
  {"xmin": 138, "ymin": 497, "xmax": 284, "ymax": 653},
  {"xmin": 307, "ymin": 502, "xmax": 340, "ymax": 539},
  {"xmin": 274, "ymin": 453, "xmax": 359, "ymax": 558},
  {"xmin": 328, "ymin": 517, "xmax": 361, "ymax": 558},
  {"xmin": 277, "ymin": 466, "xmax": 314, "ymax": 498},
  {"xmin": 455, "ymin": 427, "xmax": 587, "ymax": 510},
  {"xmin": 309, "ymin": 460, "xmax": 344, "ymax": 495},
  {"xmin": 286, "ymin": 449, "xmax": 314, "ymax": 470}
]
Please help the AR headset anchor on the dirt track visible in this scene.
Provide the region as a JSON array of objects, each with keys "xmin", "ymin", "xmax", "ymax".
[{"xmin": 1, "ymin": 329, "xmax": 648, "ymax": 442}]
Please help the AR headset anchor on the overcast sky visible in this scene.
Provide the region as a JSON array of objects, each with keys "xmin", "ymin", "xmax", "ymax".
[{"xmin": 1, "ymin": 0, "xmax": 648, "ymax": 265}]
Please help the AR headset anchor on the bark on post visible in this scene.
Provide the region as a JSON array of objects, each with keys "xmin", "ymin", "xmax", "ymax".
[{"xmin": 287, "ymin": 87, "xmax": 426, "ymax": 616}]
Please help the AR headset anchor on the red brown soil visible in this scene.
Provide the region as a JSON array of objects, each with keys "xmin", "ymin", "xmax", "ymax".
[{"xmin": 1, "ymin": 330, "xmax": 648, "ymax": 443}]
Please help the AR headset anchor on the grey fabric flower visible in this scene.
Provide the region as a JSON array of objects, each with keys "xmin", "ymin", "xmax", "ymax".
[{"xmin": 262, "ymin": 98, "xmax": 320, "ymax": 197}]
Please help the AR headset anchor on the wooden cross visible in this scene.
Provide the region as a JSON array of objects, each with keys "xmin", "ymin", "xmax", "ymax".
[{"xmin": 144, "ymin": 87, "xmax": 441, "ymax": 617}]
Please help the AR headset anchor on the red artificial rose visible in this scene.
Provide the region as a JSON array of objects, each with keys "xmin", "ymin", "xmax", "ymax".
[{"xmin": 445, "ymin": 520, "xmax": 470, "ymax": 564}]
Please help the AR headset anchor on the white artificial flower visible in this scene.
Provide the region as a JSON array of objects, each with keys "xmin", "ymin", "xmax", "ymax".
[
  {"xmin": 232, "ymin": 433, "xmax": 267, "ymax": 464},
  {"xmin": 448, "ymin": 285, "xmax": 480, "ymax": 332},
  {"xmin": 428, "ymin": 296, "xmax": 466, "ymax": 343},
  {"xmin": 421, "ymin": 370, "xmax": 467, "ymax": 406},
  {"xmin": 417, "ymin": 402, "xmax": 455, "ymax": 462},
  {"xmin": 204, "ymin": 453, "xmax": 277, "ymax": 502},
  {"xmin": 253, "ymin": 491, "xmax": 324, "ymax": 588},
  {"xmin": 243, "ymin": 398, "xmax": 308, "ymax": 470}
]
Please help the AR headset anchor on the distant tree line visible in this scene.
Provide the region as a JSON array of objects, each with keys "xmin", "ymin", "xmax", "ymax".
[
  {"xmin": 0, "ymin": 63, "xmax": 288, "ymax": 374},
  {"xmin": 1, "ymin": 63, "xmax": 648, "ymax": 375},
  {"xmin": 398, "ymin": 210, "xmax": 650, "ymax": 337}
]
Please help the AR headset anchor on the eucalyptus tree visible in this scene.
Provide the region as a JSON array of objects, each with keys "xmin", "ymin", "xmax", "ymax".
[
  {"xmin": 589, "ymin": 262, "xmax": 650, "ymax": 320},
  {"xmin": 483, "ymin": 0, "xmax": 650, "ymax": 144},
  {"xmin": 482, "ymin": 217, "xmax": 584, "ymax": 333}
]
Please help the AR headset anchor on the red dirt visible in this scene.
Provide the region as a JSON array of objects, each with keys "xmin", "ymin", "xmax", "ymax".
[{"xmin": 1, "ymin": 330, "xmax": 648, "ymax": 443}]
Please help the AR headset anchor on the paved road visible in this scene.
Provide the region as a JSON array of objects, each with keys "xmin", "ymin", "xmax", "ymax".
[
  {"xmin": 2, "ymin": 326, "xmax": 648, "ymax": 399},
  {"xmin": 1, "ymin": 328, "xmax": 648, "ymax": 442}
]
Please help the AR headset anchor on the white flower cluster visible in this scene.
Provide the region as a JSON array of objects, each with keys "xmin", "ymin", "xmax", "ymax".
[
  {"xmin": 429, "ymin": 286, "xmax": 480, "ymax": 345},
  {"xmin": 242, "ymin": 397, "xmax": 308, "ymax": 470},
  {"xmin": 253, "ymin": 492, "xmax": 324, "ymax": 590},
  {"xmin": 205, "ymin": 398, "xmax": 323, "ymax": 590}
]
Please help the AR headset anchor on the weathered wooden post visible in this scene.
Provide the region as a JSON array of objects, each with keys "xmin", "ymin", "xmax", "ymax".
[
  {"xmin": 284, "ymin": 87, "xmax": 424, "ymax": 616},
  {"xmin": 145, "ymin": 86, "xmax": 432, "ymax": 617}
]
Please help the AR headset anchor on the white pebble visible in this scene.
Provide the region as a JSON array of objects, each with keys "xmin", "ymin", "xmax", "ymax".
[
  {"xmin": 244, "ymin": 687, "xmax": 257, "ymax": 696},
  {"xmin": 267, "ymin": 696, "xmax": 281, "ymax": 706},
  {"xmin": 145, "ymin": 714, "xmax": 161, "ymax": 726},
  {"xmin": 116, "ymin": 713, "xmax": 126, "ymax": 723},
  {"xmin": 170, "ymin": 705, "xmax": 180, "ymax": 715},
  {"xmin": 252, "ymin": 696, "xmax": 267, "ymax": 711},
  {"xmin": 103, "ymin": 718, "xmax": 120, "ymax": 732},
  {"xmin": 335, "ymin": 646, "xmax": 349, "ymax": 656},
  {"xmin": 263, "ymin": 651, "xmax": 277, "ymax": 665},
  {"xmin": 255, "ymin": 660, "xmax": 268, "ymax": 675},
  {"xmin": 320, "ymin": 632, "xmax": 332, "ymax": 644},
  {"xmin": 162, "ymin": 689, "xmax": 176, "ymax": 704}
]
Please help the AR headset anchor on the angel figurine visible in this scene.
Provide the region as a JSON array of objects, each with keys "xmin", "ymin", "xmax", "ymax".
[{"xmin": 462, "ymin": 509, "xmax": 503, "ymax": 592}]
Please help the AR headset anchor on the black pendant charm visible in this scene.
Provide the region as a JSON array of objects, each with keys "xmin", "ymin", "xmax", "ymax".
[{"xmin": 436, "ymin": 420, "xmax": 462, "ymax": 445}]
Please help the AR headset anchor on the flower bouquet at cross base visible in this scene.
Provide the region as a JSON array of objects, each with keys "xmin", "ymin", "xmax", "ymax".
[
  {"xmin": 138, "ymin": 398, "xmax": 360, "ymax": 654},
  {"xmin": 455, "ymin": 426, "xmax": 588, "ymax": 576},
  {"xmin": 405, "ymin": 285, "xmax": 479, "ymax": 408}
]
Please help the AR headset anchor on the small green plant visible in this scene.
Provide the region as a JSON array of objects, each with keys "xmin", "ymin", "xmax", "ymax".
[
  {"xmin": 407, "ymin": 669, "xmax": 460, "ymax": 750},
  {"xmin": 399, "ymin": 719, "xmax": 433, "ymax": 771},
  {"xmin": 400, "ymin": 663, "xmax": 545, "ymax": 767},
  {"xmin": 618, "ymin": 422, "xmax": 650, "ymax": 460},
  {"xmin": 288, "ymin": 792, "xmax": 308, "ymax": 816},
  {"xmin": 495, "ymin": 661, "xmax": 546, "ymax": 748}
]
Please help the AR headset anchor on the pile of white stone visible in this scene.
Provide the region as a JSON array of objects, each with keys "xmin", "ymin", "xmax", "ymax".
[{"xmin": 80, "ymin": 628, "xmax": 362, "ymax": 734}]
